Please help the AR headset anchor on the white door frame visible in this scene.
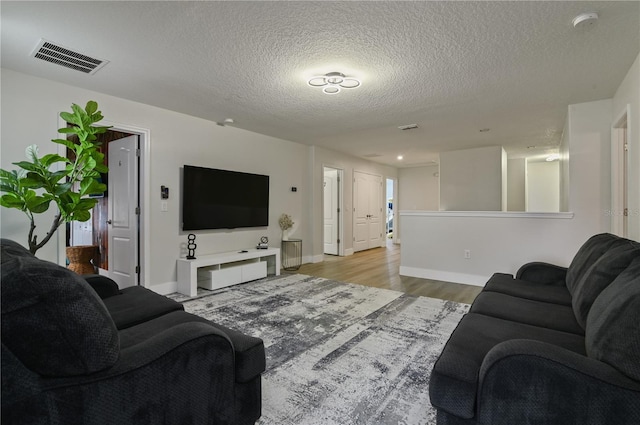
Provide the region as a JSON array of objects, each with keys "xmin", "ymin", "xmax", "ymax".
[
  {"xmin": 611, "ymin": 105, "xmax": 630, "ymax": 237},
  {"xmin": 386, "ymin": 177, "xmax": 397, "ymax": 244},
  {"xmin": 57, "ymin": 119, "xmax": 151, "ymax": 288},
  {"xmin": 322, "ymin": 164, "xmax": 345, "ymax": 256}
]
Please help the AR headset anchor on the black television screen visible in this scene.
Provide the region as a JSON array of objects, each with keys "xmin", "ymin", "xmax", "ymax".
[{"xmin": 182, "ymin": 165, "xmax": 269, "ymax": 230}]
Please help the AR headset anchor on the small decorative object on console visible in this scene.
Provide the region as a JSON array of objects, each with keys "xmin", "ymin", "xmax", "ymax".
[
  {"xmin": 257, "ymin": 236, "xmax": 269, "ymax": 250},
  {"xmin": 186, "ymin": 233, "xmax": 197, "ymax": 259},
  {"xmin": 279, "ymin": 213, "xmax": 294, "ymax": 241}
]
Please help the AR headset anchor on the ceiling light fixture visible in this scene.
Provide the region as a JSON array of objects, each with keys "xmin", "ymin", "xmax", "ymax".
[
  {"xmin": 572, "ymin": 12, "xmax": 598, "ymax": 28},
  {"xmin": 308, "ymin": 72, "xmax": 361, "ymax": 95},
  {"xmin": 397, "ymin": 155, "xmax": 404, "ymax": 160},
  {"xmin": 546, "ymin": 154, "xmax": 560, "ymax": 162}
]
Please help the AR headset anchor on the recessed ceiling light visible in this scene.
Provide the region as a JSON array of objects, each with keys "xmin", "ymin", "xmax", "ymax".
[
  {"xmin": 397, "ymin": 155, "xmax": 404, "ymax": 160},
  {"xmin": 546, "ymin": 154, "xmax": 560, "ymax": 162}
]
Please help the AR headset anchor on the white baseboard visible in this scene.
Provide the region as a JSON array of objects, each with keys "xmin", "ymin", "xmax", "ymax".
[
  {"xmin": 309, "ymin": 254, "xmax": 324, "ymax": 264},
  {"xmin": 399, "ymin": 266, "xmax": 487, "ymax": 287},
  {"xmin": 344, "ymin": 248, "xmax": 354, "ymax": 256},
  {"xmin": 149, "ymin": 281, "xmax": 178, "ymax": 295}
]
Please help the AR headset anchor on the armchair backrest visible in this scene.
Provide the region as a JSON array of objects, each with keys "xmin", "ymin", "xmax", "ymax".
[
  {"xmin": 1, "ymin": 239, "xmax": 120, "ymax": 378},
  {"xmin": 586, "ymin": 256, "xmax": 640, "ymax": 382}
]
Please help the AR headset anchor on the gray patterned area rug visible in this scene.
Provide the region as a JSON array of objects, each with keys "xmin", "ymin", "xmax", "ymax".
[{"xmin": 177, "ymin": 274, "xmax": 469, "ymax": 425}]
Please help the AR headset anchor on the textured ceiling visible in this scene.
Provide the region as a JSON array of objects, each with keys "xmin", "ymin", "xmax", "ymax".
[{"xmin": 2, "ymin": 1, "xmax": 638, "ymax": 167}]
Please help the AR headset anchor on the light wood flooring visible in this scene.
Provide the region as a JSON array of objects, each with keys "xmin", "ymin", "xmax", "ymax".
[{"xmin": 296, "ymin": 241, "xmax": 482, "ymax": 304}]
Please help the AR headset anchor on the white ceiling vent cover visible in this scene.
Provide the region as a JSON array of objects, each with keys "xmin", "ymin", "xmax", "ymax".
[{"xmin": 31, "ymin": 39, "xmax": 108, "ymax": 75}]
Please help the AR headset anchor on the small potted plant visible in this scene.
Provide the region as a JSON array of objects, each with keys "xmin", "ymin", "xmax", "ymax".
[
  {"xmin": 278, "ymin": 213, "xmax": 294, "ymax": 241},
  {"xmin": 0, "ymin": 101, "xmax": 109, "ymax": 255}
]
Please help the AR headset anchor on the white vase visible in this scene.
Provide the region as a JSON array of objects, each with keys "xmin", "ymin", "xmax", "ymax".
[{"xmin": 282, "ymin": 230, "xmax": 289, "ymax": 241}]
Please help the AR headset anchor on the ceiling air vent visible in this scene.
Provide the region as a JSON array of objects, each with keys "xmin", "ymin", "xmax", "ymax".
[
  {"xmin": 398, "ymin": 124, "xmax": 419, "ymax": 131},
  {"xmin": 31, "ymin": 39, "xmax": 108, "ymax": 75}
]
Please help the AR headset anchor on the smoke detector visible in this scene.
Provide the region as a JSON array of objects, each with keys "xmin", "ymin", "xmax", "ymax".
[{"xmin": 572, "ymin": 12, "xmax": 598, "ymax": 28}]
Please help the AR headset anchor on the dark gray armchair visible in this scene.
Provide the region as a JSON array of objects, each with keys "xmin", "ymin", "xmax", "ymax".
[{"xmin": 1, "ymin": 239, "xmax": 265, "ymax": 425}]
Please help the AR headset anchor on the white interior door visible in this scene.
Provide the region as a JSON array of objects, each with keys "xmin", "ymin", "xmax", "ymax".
[
  {"xmin": 108, "ymin": 135, "xmax": 139, "ymax": 288},
  {"xmin": 353, "ymin": 171, "xmax": 383, "ymax": 252},
  {"xmin": 324, "ymin": 168, "xmax": 339, "ymax": 255}
]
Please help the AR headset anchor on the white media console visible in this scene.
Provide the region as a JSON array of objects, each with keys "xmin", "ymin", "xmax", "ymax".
[{"xmin": 176, "ymin": 248, "xmax": 280, "ymax": 297}]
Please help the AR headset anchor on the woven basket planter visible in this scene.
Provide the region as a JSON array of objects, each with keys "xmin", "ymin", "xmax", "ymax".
[{"xmin": 66, "ymin": 245, "xmax": 97, "ymax": 275}]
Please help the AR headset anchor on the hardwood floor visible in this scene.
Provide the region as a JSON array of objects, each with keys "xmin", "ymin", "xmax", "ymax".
[{"xmin": 296, "ymin": 241, "xmax": 482, "ymax": 304}]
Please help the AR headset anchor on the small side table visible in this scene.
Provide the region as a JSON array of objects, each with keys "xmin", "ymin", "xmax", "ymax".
[{"xmin": 281, "ymin": 239, "xmax": 302, "ymax": 271}]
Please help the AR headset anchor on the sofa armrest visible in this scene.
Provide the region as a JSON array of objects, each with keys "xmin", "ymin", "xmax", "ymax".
[
  {"xmin": 515, "ymin": 262, "xmax": 567, "ymax": 285},
  {"xmin": 13, "ymin": 323, "xmax": 241, "ymax": 425},
  {"xmin": 83, "ymin": 274, "xmax": 121, "ymax": 299},
  {"xmin": 477, "ymin": 339, "xmax": 640, "ymax": 425}
]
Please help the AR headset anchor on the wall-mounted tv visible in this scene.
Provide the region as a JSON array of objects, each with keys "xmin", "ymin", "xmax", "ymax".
[{"xmin": 182, "ymin": 165, "xmax": 269, "ymax": 231}]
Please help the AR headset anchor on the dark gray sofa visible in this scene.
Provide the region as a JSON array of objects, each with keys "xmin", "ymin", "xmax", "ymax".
[
  {"xmin": 1, "ymin": 238, "xmax": 265, "ymax": 425},
  {"xmin": 429, "ymin": 233, "xmax": 640, "ymax": 425}
]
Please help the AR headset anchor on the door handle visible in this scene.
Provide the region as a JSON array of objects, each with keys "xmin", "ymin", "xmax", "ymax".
[{"xmin": 107, "ymin": 220, "xmax": 112, "ymax": 224}]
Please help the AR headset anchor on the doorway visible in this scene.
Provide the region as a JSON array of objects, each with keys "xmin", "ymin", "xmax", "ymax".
[
  {"xmin": 66, "ymin": 129, "xmax": 142, "ymax": 288},
  {"xmin": 323, "ymin": 166, "xmax": 343, "ymax": 255},
  {"xmin": 612, "ymin": 107, "xmax": 629, "ymax": 237},
  {"xmin": 386, "ymin": 178, "xmax": 395, "ymax": 243}
]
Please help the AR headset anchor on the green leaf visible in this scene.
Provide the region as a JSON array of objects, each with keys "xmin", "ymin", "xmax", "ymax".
[
  {"xmin": 60, "ymin": 111, "xmax": 80, "ymax": 125},
  {"xmin": 84, "ymin": 157, "xmax": 97, "ymax": 170},
  {"xmin": 94, "ymin": 164, "xmax": 108, "ymax": 174},
  {"xmin": 0, "ymin": 194, "xmax": 25, "ymax": 209},
  {"xmin": 40, "ymin": 154, "xmax": 68, "ymax": 168},
  {"xmin": 48, "ymin": 170, "xmax": 69, "ymax": 184},
  {"xmin": 80, "ymin": 178, "xmax": 106, "ymax": 196},
  {"xmin": 76, "ymin": 198, "xmax": 97, "ymax": 210},
  {"xmin": 85, "ymin": 100, "xmax": 98, "ymax": 115},
  {"xmin": 57, "ymin": 127, "xmax": 78, "ymax": 134},
  {"xmin": 19, "ymin": 176, "xmax": 46, "ymax": 188},
  {"xmin": 25, "ymin": 196, "xmax": 51, "ymax": 214},
  {"xmin": 51, "ymin": 138, "xmax": 77, "ymax": 150},
  {"xmin": 25, "ymin": 145, "xmax": 39, "ymax": 162},
  {"xmin": 71, "ymin": 209, "xmax": 92, "ymax": 222},
  {"xmin": 12, "ymin": 161, "xmax": 38, "ymax": 172},
  {"xmin": 53, "ymin": 181, "xmax": 73, "ymax": 196}
]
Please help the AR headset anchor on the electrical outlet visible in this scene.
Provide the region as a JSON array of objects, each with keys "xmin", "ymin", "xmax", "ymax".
[{"xmin": 464, "ymin": 249, "xmax": 471, "ymax": 259}]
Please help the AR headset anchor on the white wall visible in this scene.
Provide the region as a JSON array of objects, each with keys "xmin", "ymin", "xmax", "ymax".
[
  {"xmin": 527, "ymin": 161, "xmax": 559, "ymax": 212},
  {"xmin": 310, "ymin": 146, "xmax": 397, "ymax": 261},
  {"xmin": 1, "ymin": 69, "xmax": 311, "ymax": 293},
  {"xmin": 400, "ymin": 99, "xmax": 614, "ymax": 286},
  {"xmin": 612, "ymin": 53, "xmax": 640, "ymax": 240},
  {"xmin": 440, "ymin": 146, "xmax": 505, "ymax": 211},
  {"xmin": 400, "ymin": 211, "xmax": 577, "ymax": 285},
  {"xmin": 398, "ymin": 165, "xmax": 439, "ymax": 211},
  {"xmin": 566, "ymin": 99, "xmax": 612, "ymax": 233},
  {"xmin": 507, "ymin": 158, "xmax": 527, "ymax": 211},
  {"xmin": 559, "ymin": 121, "xmax": 570, "ymax": 212}
]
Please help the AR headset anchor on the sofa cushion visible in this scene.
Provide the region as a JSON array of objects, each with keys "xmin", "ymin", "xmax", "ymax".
[
  {"xmin": 102, "ymin": 286, "xmax": 184, "ymax": 329},
  {"xmin": 484, "ymin": 273, "xmax": 572, "ymax": 305},
  {"xmin": 119, "ymin": 310, "xmax": 266, "ymax": 383},
  {"xmin": 1, "ymin": 251, "xmax": 120, "ymax": 377},
  {"xmin": 571, "ymin": 241, "xmax": 640, "ymax": 328},
  {"xmin": 586, "ymin": 256, "xmax": 640, "ymax": 381},
  {"xmin": 470, "ymin": 292, "xmax": 584, "ymax": 335},
  {"xmin": 429, "ymin": 313, "xmax": 585, "ymax": 419},
  {"xmin": 565, "ymin": 233, "xmax": 620, "ymax": 295}
]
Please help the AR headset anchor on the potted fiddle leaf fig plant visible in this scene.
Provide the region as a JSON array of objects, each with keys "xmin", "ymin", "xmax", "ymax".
[{"xmin": 0, "ymin": 100, "xmax": 110, "ymax": 255}]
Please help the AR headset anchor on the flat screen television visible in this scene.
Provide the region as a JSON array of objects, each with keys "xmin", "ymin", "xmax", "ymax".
[{"xmin": 182, "ymin": 165, "xmax": 269, "ymax": 231}]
